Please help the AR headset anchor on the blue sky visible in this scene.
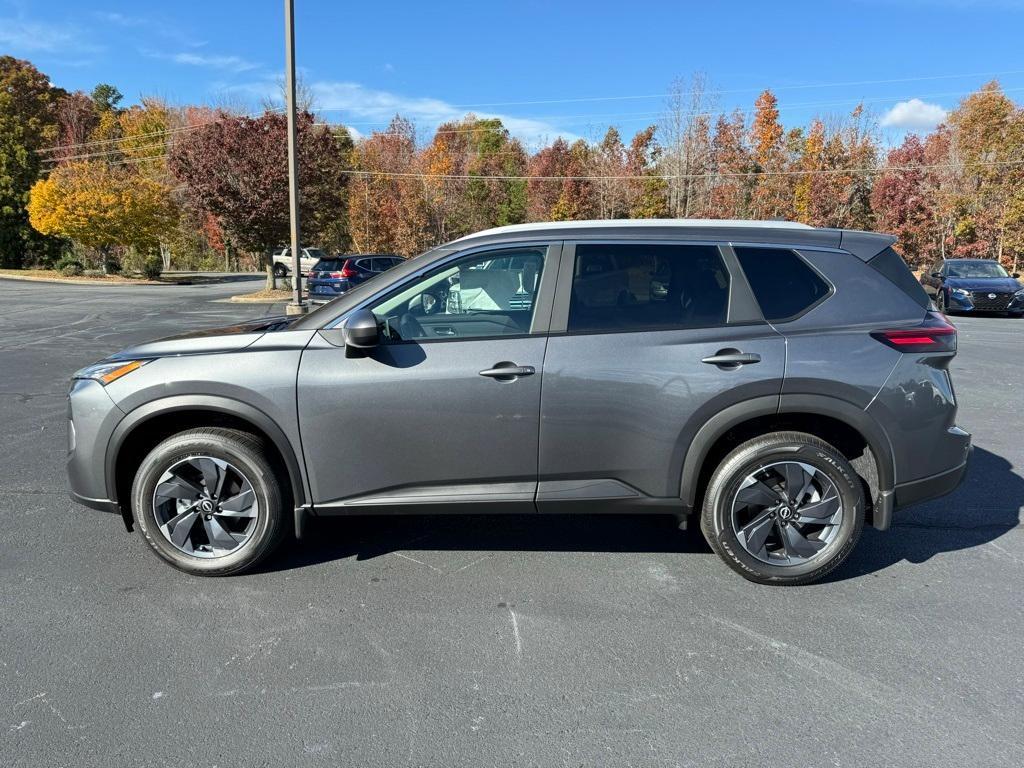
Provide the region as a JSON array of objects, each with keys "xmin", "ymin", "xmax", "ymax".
[{"xmin": 3, "ymin": 0, "xmax": 1024, "ymax": 148}]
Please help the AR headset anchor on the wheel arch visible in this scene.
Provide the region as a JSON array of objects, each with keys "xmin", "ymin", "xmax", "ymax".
[
  {"xmin": 681, "ymin": 395, "xmax": 896, "ymax": 529},
  {"xmin": 107, "ymin": 396, "xmax": 307, "ymax": 531}
]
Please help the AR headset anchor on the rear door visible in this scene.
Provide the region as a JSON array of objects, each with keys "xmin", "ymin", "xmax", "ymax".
[{"xmin": 537, "ymin": 241, "xmax": 785, "ymax": 508}]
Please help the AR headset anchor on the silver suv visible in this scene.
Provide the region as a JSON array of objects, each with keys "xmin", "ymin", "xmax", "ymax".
[{"xmin": 67, "ymin": 220, "xmax": 971, "ymax": 585}]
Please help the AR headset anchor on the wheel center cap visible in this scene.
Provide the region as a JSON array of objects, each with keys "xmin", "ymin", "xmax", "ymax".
[
  {"xmin": 779, "ymin": 506, "xmax": 793, "ymax": 520},
  {"xmin": 199, "ymin": 499, "xmax": 215, "ymax": 513}
]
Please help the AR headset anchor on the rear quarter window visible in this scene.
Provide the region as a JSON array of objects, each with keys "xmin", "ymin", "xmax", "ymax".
[
  {"xmin": 867, "ymin": 247, "xmax": 931, "ymax": 309},
  {"xmin": 734, "ymin": 247, "xmax": 831, "ymax": 322}
]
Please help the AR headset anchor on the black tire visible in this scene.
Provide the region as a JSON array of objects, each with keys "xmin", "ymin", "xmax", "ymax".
[
  {"xmin": 936, "ymin": 290, "xmax": 946, "ymax": 313},
  {"xmin": 700, "ymin": 431, "xmax": 864, "ymax": 586},
  {"xmin": 272, "ymin": 262, "xmax": 288, "ymax": 278},
  {"xmin": 131, "ymin": 427, "xmax": 289, "ymax": 576}
]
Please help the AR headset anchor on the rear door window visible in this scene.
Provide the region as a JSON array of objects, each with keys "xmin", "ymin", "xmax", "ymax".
[
  {"xmin": 734, "ymin": 247, "xmax": 831, "ymax": 321},
  {"xmin": 567, "ymin": 243, "xmax": 730, "ymax": 332}
]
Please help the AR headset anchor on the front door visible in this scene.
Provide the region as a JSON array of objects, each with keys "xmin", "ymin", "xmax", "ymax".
[
  {"xmin": 297, "ymin": 243, "xmax": 558, "ymax": 513},
  {"xmin": 537, "ymin": 241, "xmax": 786, "ymax": 509}
]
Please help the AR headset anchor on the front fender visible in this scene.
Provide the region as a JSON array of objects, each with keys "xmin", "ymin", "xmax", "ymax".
[{"xmin": 104, "ymin": 394, "xmax": 309, "ymax": 509}]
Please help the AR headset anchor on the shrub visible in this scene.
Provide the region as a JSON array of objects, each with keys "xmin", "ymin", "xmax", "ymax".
[
  {"xmin": 140, "ymin": 256, "xmax": 163, "ymax": 280},
  {"xmin": 55, "ymin": 255, "xmax": 84, "ymax": 277}
]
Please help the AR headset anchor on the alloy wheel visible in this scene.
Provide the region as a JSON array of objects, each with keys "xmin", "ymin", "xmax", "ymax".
[
  {"xmin": 152, "ymin": 456, "xmax": 259, "ymax": 558},
  {"xmin": 730, "ymin": 461, "xmax": 843, "ymax": 566}
]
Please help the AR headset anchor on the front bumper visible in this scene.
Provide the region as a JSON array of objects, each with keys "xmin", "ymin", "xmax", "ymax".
[
  {"xmin": 946, "ymin": 290, "xmax": 1024, "ymax": 313},
  {"xmin": 66, "ymin": 378, "xmax": 124, "ymax": 512}
]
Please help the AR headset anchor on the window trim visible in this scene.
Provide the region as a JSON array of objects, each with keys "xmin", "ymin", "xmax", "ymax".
[
  {"xmin": 732, "ymin": 244, "xmax": 836, "ymax": 324},
  {"xmin": 329, "ymin": 241, "xmax": 562, "ymax": 345},
  {"xmin": 549, "ymin": 239, "xmax": 762, "ymax": 336}
]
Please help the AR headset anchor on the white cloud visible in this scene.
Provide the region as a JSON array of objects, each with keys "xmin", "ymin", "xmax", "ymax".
[
  {"xmin": 145, "ymin": 50, "xmax": 261, "ymax": 74},
  {"xmin": 172, "ymin": 52, "xmax": 260, "ymax": 73},
  {"xmin": 0, "ymin": 17, "xmax": 99, "ymax": 54},
  {"xmin": 880, "ymin": 98, "xmax": 948, "ymax": 130},
  {"xmin": 309, "ymin": 81, "xmax": 580, "ymax": 147}
]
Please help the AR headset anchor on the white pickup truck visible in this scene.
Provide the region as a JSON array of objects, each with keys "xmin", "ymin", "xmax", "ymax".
[{"xmin": 271, "ymin": 247, "xmax": 326, "ymax": 277}]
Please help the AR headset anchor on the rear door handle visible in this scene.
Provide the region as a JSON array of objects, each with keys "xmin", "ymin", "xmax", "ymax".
[
  {"xmin": 701, "ymin": 350, "xmax": 761, "ymax": 368},
  {"xmin": 479, "ymin": 363, "xmax": 535, "ymax": 380}
]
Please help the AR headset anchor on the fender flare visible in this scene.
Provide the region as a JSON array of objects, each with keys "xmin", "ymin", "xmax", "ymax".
[
  {"xmin": 680, "ymin": 394, "xmax": 896, "ymax": 510},
  {"xmin": 105, "ymin": 395, "xmax": 308, "ymax": 510}
]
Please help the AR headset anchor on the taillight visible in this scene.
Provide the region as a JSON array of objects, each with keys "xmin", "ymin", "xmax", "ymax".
[
  {"xmin": 871, "ymin": 312, "xmax": 957, "ymax": 352},
  {"xmin": 328, "ymin": 272, "xmax": 344, "ymax": 278},
  {"xmin": 339, "ymin": 260, "xmax": 358, "ymax": 279}
]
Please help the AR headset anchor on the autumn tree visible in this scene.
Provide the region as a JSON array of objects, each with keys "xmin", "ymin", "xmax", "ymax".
[
  {"xmin": 871, "ymin": 135, "xmax": 937, "ymax": 267},
  {"xmin": 348, "ymin": 116, "xmax": 429, "ymax": 256},
  {"xmin": 0, "ymin": 56, "xmax": 63, "ymax": 267},
  {"xmin": 707, "ymin": 110, "xmax": 752, "ymax": 218},
  {"xmin": 169, "ymin": 110, "xmax": 349, "ymax": 286},
  {"xmin": 28, "ymin": 161, "xmax": 177, "ymax": 265},
  {"xmin": 625, "ymin": 126, "xmax": 669, "ymax": 218},
  {"xmin": 749, "ymin": 90, "xmax": 793, "ymax": 220}
]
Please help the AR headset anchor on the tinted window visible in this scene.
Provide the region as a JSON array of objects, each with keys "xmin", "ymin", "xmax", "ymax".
[
  {"xmin": 567, "ymin": 244, "xmax": 729, "ymax": 332},
  {"xmin": 735, "ymin": 247, "xmax": 831, "ymax": 321},
  {"xmin": 314, "ymin": 259, "xmax": 344, "ymax": 271},
  {"xmin": 370, "ymin": 247, "xmax": 547, "ymax": 342},
  {"xmin": 867, "ymin": 247, "xmax": 930, "ymax": 309}
]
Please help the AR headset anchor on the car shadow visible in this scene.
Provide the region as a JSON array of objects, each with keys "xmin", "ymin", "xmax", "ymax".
[
  {"xmin": 826, "ymin": 445, "xmax": 1022, "ymax": 582},
  {"xmin": 260, "ymin": 446, "xmax": 1021, "ymax": 581}
]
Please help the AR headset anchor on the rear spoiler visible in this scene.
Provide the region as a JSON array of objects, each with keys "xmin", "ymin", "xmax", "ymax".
[{"xmin": 835, "ymin": 230, "xmax": 898, "ymax": 262}]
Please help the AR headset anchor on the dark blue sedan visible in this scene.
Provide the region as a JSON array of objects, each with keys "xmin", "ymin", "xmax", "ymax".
[
  {"xmin": 308, "ymin": 254, "xmax": 403, "ymax": 303},
  {"xmin": 920, "ymin": 258, "xmax": 1024, "ymax": 316}
]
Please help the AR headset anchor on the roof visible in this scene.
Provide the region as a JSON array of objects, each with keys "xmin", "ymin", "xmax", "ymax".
[{"xmin": 450, "ymin": 219, "xmax": 896, "ymax": 262}]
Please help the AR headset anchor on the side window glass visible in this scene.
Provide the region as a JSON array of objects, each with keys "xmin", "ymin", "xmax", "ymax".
[
  {"xmin": 567, "ymin": 243, "xmax": 729, "ymax": 332},
  {"xmin": 734, "ymin": 247, "xmax": 830, "ymax": 321},
  {"xmin": 369, "ymin": 247, "xmax": 547, "ymax": 342}
]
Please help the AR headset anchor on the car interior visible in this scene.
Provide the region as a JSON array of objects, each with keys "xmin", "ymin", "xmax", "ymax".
[
  {"xmin": 567, "ymin": 244, "xmax": 729, "ymax": 331},
  {"xmin": 371, "ymin": 248, "xmax": 546, "ymax": 341}
]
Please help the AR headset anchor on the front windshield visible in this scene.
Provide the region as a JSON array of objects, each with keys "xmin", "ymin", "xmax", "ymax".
[{"xmin": 947, "ymin": 260, "xmax": 1009, "ymax": 278}]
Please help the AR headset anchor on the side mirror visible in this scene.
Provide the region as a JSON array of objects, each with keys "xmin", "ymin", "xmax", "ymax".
[
  {"xmin": 930, "ymin": 272, "xmax": 943, "ymax": 279},
  {"xmin": 342, "ymin": 308, "xmax": 379, "ymax": 349}
]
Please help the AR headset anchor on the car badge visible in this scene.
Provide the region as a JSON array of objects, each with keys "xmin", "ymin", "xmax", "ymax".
[{"xmin": 988, "ymin": 293, "xmax": 997, "ymax": 299}]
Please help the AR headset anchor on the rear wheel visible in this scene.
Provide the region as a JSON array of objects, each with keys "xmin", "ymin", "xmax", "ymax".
[
  {"xmin": 700, "ymin": 431, "xmax": 864, "ymax": 585},
  {"xmin": 272, "ymin": 262, "xmax": 288, "ymax": 278},
  {"xmin": 131, "ymin": 428, "xmax": 289, "ymax": 576}
]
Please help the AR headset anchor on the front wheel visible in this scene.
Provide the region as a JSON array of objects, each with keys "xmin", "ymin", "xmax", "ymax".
[
  {"xmin": 936, "ymin": 290, "xmax": 947, "ymax": 313},
  {"xmin": 700, "ymin": 432, "xmax": 864, "ymax": 585},
  {"xmin": 131, "ymin": 428, "xmax": 289, "ymax": 575}
]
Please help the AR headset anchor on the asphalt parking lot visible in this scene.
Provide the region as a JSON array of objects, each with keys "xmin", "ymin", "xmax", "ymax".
[{"xmin": 1, "ymin": 278, "xmax": 1022, "ymax": 767}]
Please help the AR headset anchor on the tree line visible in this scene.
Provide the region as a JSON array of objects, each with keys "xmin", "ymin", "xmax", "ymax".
[{"xmin": 2, "ymin": 56, "xmax": 1023, "ymax": 281}]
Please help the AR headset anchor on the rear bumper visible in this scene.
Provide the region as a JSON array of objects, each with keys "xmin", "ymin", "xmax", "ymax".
[
  {"xmin": 894, "ymin": 447, "xmax": 971, "ymax": 511},
  {"xmin": 70, "ymin": 490, "xmax": 119, "ymax": 514}
]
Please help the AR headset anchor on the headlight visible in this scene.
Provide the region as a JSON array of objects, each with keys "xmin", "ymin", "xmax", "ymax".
[
  {"xmin": 951, "ymin": 288, "xmax": 970, "ymax": 297},
  {"xmin": 73, "ymin": 359, "xmax": 150, "ymax": 385}
]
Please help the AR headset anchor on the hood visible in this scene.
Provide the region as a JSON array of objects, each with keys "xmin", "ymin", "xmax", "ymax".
[
  {"xmin": 109, "ymin": 316, "xmax": 292, "ymax": 360},
  {"xmin": 945, "ymin": 276, "xmax": 1022, "ymax": 292}
]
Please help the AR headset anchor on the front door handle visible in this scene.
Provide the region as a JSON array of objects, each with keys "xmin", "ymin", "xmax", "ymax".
[
  {"xmin": 479, "ymin": 363, "xmax": 535, "ymax": 380},
  {"xmin": 701, "ymin": 349, "xmax": 761, "ymax": 369}
]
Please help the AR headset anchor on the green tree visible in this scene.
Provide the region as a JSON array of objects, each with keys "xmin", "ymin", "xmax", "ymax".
[{"xmin": 0, "ymin": 56, "xmax": 63, "ymax": 267}]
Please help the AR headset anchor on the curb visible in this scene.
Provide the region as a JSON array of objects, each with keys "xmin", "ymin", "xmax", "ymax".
[{"xmin": 0, "ymin": 273, "xmax": 167, "ymax": 286}]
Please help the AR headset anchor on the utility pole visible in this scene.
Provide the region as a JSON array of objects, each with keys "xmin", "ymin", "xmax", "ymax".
[{"xmin": 284, "ymin": 0, "xmax": 306, "ymax": 315}]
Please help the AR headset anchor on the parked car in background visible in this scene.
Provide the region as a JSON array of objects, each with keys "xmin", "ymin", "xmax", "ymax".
[
  {"xmin": 920, "ymin": 258, "xmax": 1024, "ymax": 316},
  {"xmin": 67, "ymin": 220, "xmax": 971, "ymax": 585},
  {"xmin": 272, "ymin": 247, "xmax": 326, "ymax": 278},
  {"xmin": 307, "ymin": 254, "xmax": 402, "ymax": 302}
]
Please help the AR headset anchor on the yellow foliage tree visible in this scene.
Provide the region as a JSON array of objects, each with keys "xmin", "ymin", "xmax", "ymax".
[{"xmin": 27, "ymin": 161, "xmax": 177, "ymax": 254}]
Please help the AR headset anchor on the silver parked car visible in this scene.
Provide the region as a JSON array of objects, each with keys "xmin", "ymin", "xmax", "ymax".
[{"xmin": 67, "ymin": 220, "xmax": 970, "ymax": 584}]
